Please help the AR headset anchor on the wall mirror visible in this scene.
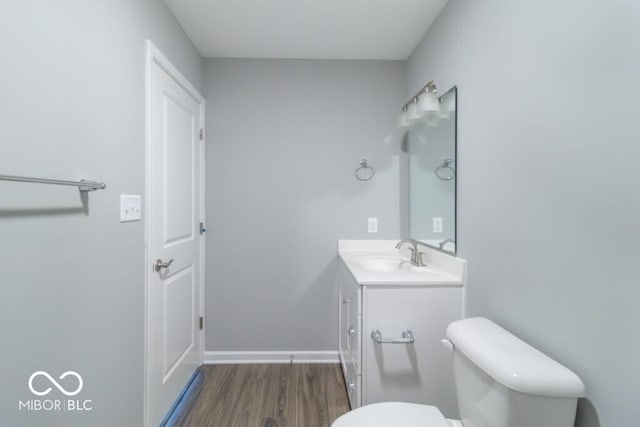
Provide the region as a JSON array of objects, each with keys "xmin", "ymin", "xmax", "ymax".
[{"xmin": 408, "ymin": 86, "xmax": 457, "ymax": 253}]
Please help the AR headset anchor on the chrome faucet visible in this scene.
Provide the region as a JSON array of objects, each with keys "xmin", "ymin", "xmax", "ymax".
[{"xmin": 395, "ymin": 239, "xmax": 426, "ymax": 267}]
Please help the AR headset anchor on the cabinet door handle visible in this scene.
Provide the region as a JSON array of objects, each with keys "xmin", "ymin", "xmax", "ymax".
[
  {"xmin": 348, "ymin": 326, "xmax": 356, "ymax": 336},
  {"xmin": 371, "ymin": 329, "xmax": 415, "ymax": 344},
  {"xmin": 348, "ymin": 379, "xmax": 356, "ymax": 392}
]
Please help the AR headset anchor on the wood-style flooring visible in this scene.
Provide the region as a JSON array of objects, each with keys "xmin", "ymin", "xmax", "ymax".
[{"xmin": 177, "ymin": 364, "xmax": 350, "ymax": 427}]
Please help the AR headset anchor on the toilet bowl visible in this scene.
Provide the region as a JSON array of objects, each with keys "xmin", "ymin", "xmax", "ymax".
[
  {"xmin": 332, "ymin": 402, "xmax": 462, "ymax": 427},
  {"xmin": 331, "ymin": 317, "xmax": 585, "ymax": 427}
]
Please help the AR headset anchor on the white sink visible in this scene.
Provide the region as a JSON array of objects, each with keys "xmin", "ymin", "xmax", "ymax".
[
  {"xmin": 355, "ymin": 255, "xmax": 435, "ymax": 273},
  {"xmin": 338, "ymin": 241, "xmax": 466, "ymax": 286}
]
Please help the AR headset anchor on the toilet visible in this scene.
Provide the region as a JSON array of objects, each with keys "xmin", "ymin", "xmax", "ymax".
[{"xmin": 332, "ymin": 317, "xmax": 586, "ymax": 427}]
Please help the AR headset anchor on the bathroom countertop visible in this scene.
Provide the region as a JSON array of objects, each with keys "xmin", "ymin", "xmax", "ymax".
[{"xmin": 338, "ymin": 240, "xmax": 466, "ymax": 286}]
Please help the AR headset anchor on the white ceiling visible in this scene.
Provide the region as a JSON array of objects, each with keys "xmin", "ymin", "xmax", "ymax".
[{"xmin": 164, "ymin": 0, "xmax": 449, "ymax": 60}]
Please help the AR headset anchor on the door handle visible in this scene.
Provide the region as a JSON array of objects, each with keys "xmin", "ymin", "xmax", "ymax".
[{"xmin": 154, "ymin": 259, "xmax": 174, "ymax": 272}]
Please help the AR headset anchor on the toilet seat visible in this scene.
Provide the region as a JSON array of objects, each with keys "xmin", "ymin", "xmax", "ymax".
[{"xmin": 331, "ymin": 402, "xmax": 449, "ymax": 427}]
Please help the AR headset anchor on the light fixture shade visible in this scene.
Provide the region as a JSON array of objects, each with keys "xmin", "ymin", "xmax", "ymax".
[
  {"xmin": 417, "ymin": 91, "xmax": 441, "ymax": 115},
  {"xmin": 396, "ymin": 110, "xmax": 411, "ymax": 128},
  {"xmin": 407, "ymin": 102, "xmax": 423, "ymax": 123}
]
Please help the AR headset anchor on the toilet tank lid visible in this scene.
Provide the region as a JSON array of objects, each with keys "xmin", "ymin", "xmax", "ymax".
[{"xmin": 446, "ymin": 317, "xmax": 586, "ymax": 398}]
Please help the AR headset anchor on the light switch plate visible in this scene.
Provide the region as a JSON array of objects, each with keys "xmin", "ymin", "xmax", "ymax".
[{"xmin": 120, "ymin": 195, "xmax": 141, "ymax": 222}]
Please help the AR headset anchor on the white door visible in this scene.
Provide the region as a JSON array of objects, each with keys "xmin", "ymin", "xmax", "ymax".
[{"xmin": 146, "ymin": 42, "xmax": 204, "ymax": 427}]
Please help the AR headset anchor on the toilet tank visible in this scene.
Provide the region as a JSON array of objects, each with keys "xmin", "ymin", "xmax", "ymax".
[{"xmin": 446, "ymin": 318, "xmax": 586, "ymax": 427}]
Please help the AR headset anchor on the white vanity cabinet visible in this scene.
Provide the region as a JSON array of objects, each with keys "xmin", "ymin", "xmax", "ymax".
[
  {"xmin": 337, "ymin": 246, "xmax": 465, "ymax": 418},
  {"xmin": 338, "ymin": 260, "xmax": 361, "ymax": 408}
]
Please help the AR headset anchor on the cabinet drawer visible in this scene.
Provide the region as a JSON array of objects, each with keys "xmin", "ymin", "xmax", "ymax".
[
  {"xmin": 340, "ymin": 308, "xmax": 359, "ymax": 371},
  {"xmin": 348, "ymin": 310, "xmax": 360, "ymax": 373},
  {"xmin": 339, "ymin": 284, "xmax": 350, "ymax": 361},
  {"xmin": 344, "ymin": 357, "xmax": 360, "ymax": 409},
  {"xmin": 339, "ymin": 259, "xmax": 359, "ymax": 314},
  {"xmin": 339, "ymin": 259, "xmax": 361, "ymax": 373}
]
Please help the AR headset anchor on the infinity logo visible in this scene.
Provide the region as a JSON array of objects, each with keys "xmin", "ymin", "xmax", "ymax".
[{"xmin": 28, "ymin": 371, "xmax": 83, "ymax": 397}]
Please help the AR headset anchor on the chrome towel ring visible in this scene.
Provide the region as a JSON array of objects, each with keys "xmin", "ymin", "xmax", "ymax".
[
  {"xmin": 355, "ymin": 159, "xmax": 375, "ymax": 181},
  {"xmin": 435, "ymin": 159, "xmax": 455, "ymax": 181}
]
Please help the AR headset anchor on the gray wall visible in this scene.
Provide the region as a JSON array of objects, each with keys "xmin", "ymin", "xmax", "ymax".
[
  {"xmin": 408, "ymin": 1, "xmax": 640, "ymax": 426},
  {"xmin": 204, "ymin": 59, "xmax": 406, "ymax": 352},
  {"xmin": 0, "ymin": 1, "xmax": 202, "ymax": 426}
]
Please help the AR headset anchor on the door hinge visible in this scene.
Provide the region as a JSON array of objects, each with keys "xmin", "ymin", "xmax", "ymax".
[
  {"xmin": 199, "ymin": 222, "xmax": 206, "ymax": 235},
  {"xmin": 199, "ymin": 128, "xmax": 204, "ymax": 140},
  {"xmin": 199, "ymin": 316, "xmax": 203, "ymax": 330}
]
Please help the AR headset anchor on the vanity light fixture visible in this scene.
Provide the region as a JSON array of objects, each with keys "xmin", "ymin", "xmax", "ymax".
[
  {"xmin": 396, "ymin": 105, "xmax": 411, "ymax": 128},
  {"xmin": 407, "ymin": 98, "xmax": 422, "ymax": 123},
  {"xmin": 397, "ymin": 81, "xmax": 441, "ymax": 128},
  {"xmin": 417, "ymin": 83, "xmax": 441, "ymax": 126},
  {"xmin": 417, "ymin": 83, "xmax": 440, "ymax": 116}
]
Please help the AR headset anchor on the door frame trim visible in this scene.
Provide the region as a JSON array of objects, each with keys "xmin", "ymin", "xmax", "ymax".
[{"xmin": 144, "ymin": 40, "xmax": 206, "ymax": 427}]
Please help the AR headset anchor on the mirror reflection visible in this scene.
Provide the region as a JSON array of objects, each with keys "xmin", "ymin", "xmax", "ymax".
[{"xmin": 408, "ymin": 86, "xmax": 457, "ymax": 253}]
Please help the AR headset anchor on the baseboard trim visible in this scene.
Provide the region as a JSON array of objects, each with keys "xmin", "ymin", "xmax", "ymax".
[{"xmin": 204, "ymin": 351, "xmax": 339, "ymax": 365}]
